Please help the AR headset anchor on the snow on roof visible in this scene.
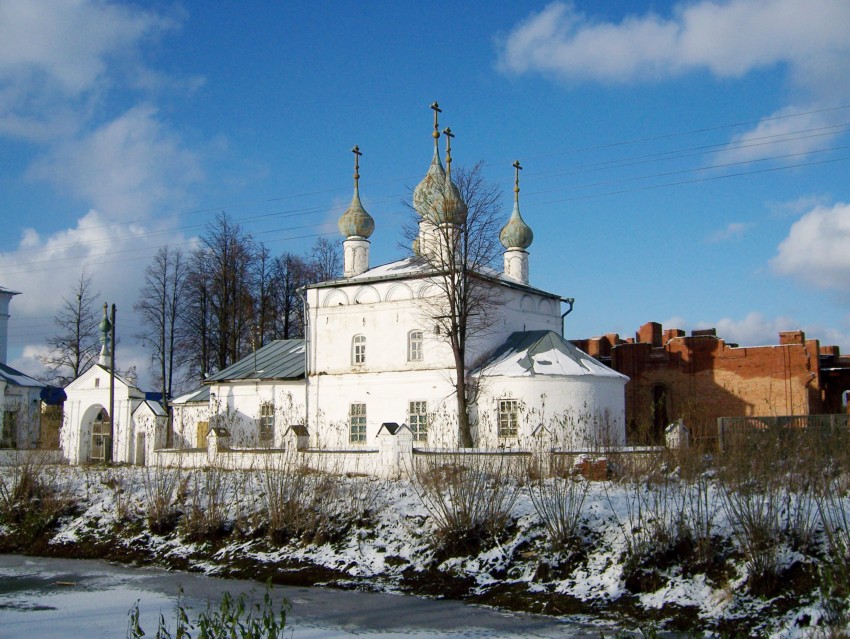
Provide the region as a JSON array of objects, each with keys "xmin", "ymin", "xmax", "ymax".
[
  {"xmin": 0, "ymin": 362, "xmax": 46, "ymax": 388},
  {"xmin": 307, "ymin": 256, "xmax": 561, "ymax": 300},
  {"xmin": 473, "ymin": 331, "xmax": 628, "ymax": 380},
  {"xmin": 133, "ymin": 399, "xmax": 166, "ymax": 417},
  {"xmin": 205, "ymin": 339, "xmax": 305, "ymax": 382},
  {"xmin": 171, "ymin": 386, "xmax": 210, "ymax": 404}
]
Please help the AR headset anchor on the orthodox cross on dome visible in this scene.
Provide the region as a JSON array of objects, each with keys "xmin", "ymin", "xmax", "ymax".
[
  {"xmin": 443, "ymin": 127, "xmax": 454, "ymax": 176},
  {"xmin": 513, "ymin": 160, "xmax": 522, "ymax": 200},
  {"xmin": 430, "ymin": 101, "xmax": 442, "ymax": 143},
  {"xmin": 352, "ymin": 145, "xmax": 362, "ymax": 185}
]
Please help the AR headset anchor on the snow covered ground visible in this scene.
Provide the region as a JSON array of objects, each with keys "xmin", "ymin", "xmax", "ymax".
[{"xmin": 1, "ymin": 456, "xmax": 848, "ymax": 637}]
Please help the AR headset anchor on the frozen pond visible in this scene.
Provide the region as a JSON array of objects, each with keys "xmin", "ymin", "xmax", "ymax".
[{"xmin": 0, "ymin": 555, "xmax": 610, "ymax": 638}]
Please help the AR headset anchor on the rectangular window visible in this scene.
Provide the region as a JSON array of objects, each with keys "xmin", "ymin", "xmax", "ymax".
[
  {"xmin": 196, "ymin": 421, "xmax": 209, "ymax": 449},
  {"xmin": 1, "ymin": 411, "xmax": 17, "ymax": 448},
  {"xmin": 349, "ymin": 403, "xmax": 367, "ymax": 443},
  {"xmin": 498, "ymin": 399, "xmax": 519, "ymax": 439},
  {"xmin": 353, "ymin": 335, "xmax": 366, "ymax": 365},
  {"xmin": 408, "ymin": 400, "xmax": 428, "ymax": 443},
  {"xmin": 408, "ymin": 331, "xmax": 423, "ymax": 362},
  {"xmin": 259, "ymin": 403, "xmax": 275, "ymax": 444}
]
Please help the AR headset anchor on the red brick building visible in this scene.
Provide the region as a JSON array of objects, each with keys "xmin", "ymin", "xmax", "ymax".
[{"xmin": 573, "ymin": 322, "xmax": 850, "ymax": 442}]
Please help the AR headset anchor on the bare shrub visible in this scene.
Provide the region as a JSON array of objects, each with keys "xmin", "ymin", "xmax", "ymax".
[
  {"xmin": 181, "ymin": 464, "xmax": 244, "ymax": 541},
  {"xmin": 102, "ymin": 470, "xmax": 135, "ymax": 522},
  {"xmin": 605, "ymin": 447, "xmax": 685, "ymax": 571},
  {"xmin": 718, "ymin": 427, "xmax": 786, "ymax": 592},
  {"xmin": 142, "ymin": 465, "xmax": 184, "ymax": 534},
  {"xmin": 410, "ymin": 450, "xmax": 524, "ymax": 553},
  {"xmin": 0, "ymin": 451, "xmax": 74, "ymax": 539},
  {"xmin": 260, "ymin": 451, "xmax": 384, "ymax": 545},
  {"xmin": 677, "ymin": 444, "xmax": 718, "ymax": 567},
  {"xmin": 527, "ymin": 454, "xmax": 588, "ymax": 551},
  {"xmin": 261, "ymin": 450, "xmax": 322, "ymax": 543}
]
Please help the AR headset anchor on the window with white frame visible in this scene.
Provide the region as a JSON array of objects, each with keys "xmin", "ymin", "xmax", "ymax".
[
  {"xmin": 352, "ymin": 334, "xmax": 366, "ymax": 365},
  {"xmin": 349, "ymin": 403, "xmax": 367, "ymax": 443},
  {"xmin": 498, "ymin": 399, "xmax": 519, "ymax": 439},
  {"xmin": 259, "ymin": 402, "xmax": 275, "ymax": 443},
  {"xmin": 408, "ymin": 330, "xmax": 423, "ymax": 362},
  {"xmin": 408, "ymin": 400, "xmax": 428, "ymax": 442}
]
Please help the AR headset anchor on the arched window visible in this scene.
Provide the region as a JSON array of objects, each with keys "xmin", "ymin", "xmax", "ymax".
[
  {"xmin": 91, "ymin": 408, "xmax": 112, "ymax": 462},
  {"xmin": 651, "ymin": 384, "xmax": 669, "ymax": 436},
  {"xmin": 352, "ymin": 334, "xmax": 366, "ymax": 365},
  {"xmin": 408, "ymin": 330, "xmax": 423, "ymax": 362}
]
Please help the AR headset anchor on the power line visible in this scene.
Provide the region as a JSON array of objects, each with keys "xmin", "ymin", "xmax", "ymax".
[
  {"xmin": 2, "ymin": 106, "xmax": 849, "ymax": 278},
  {"xmin": 5, "ymin": 121, "xmax": 846, "ymax": 261},
  {"xmin": 535, "ymin": 155, "xmax": 850, "ymax": 205},
  {"xmin": 5, "ymin": 102, "xmax": 848, "ymax": 250}
]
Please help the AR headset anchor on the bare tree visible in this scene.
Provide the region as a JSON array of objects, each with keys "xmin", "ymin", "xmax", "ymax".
[
  {"xmin": 134, "ymin": 246, "xmax": 188, "ymax": 412},
  {"xmin": 253, "ymin": 243, "xmax": 275, "ymax": 347},
  {"xmin": 271, "ymin": 252, "xmax": 311, "ymax": 339},
  {"xmin": 182, "ymin": 248, "xmax": 213, "ymax": 381},
  {"xmin": 40, "ymin": 272, "xmax": 101, "ymax": 385},
  {"xmin": 406, "ymin": 160, "xmax": 503, "ymax": 447},
  {"xmin": 309, "ymin": 236, "xmax": 341, "ymax": 281},
  {"xmin": 184, "ymin": 212, "xmax": 257, "ymax": 377}
]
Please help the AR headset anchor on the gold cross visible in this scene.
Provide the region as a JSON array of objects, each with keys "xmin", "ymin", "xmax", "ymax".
[
  {"xmin": 443, "ymin": 127, "xmax": 454, "ymax": 171},
  {"xmin": 352, "ymin": 145, "xmax": 362, "ymax": 182},
  {"xmin": 431, "ymin": 101, "xmax": 442, "ymax": 139}
]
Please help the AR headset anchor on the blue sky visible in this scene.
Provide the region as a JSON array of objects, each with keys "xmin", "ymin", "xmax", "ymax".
[{"xmin": 2, "ymin": 0, "xmax": 850, "ymax": 389}]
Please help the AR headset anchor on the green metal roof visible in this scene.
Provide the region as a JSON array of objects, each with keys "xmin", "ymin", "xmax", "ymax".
[{"xmin": 206, "ymin": 339, "xmax": 305, "ymax": 382}]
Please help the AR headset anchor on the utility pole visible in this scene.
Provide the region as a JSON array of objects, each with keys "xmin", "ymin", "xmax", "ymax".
[{"xmin": 108, "ymin": 303, "xmax": 116, "ymax": 463}]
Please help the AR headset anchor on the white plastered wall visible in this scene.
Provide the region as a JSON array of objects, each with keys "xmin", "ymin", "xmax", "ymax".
[
  {"xmin": 474, "ymin": 375, "xmax": 627, "ymax": 450},
  {"xmin": 208, "ymin": 379, "xmax": 305, "ymax": 447},
  {"xmin": 305, "ymin": 273, "xmax": 565, "ymax": 449}
]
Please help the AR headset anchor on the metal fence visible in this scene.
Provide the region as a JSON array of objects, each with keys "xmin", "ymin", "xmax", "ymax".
[{"xmin": 717, "ymin": 414, "xmax": 850, "ymax": 451}]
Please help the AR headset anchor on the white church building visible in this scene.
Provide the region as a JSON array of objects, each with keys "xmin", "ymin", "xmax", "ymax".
[{"xmin": 62, "ymin": 107, "xmax": 628, "ymax": 470}]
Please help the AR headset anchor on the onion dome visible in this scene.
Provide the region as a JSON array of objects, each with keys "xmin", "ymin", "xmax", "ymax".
[
  {"xmin": 98, "ymin": 303, "xmax": 112, "ymax": 338},
  {"xmin": 338, "ymin": 145, "xmax": 375, "ymax": 239},
  {"xmin": 500, "ymin": 160, "xmax": 534, "ymax": 250},
  {"xmin": 413, "ymin": 102, "xmax": 447, "ymax": 219},
  {"xmin": 432, "ymin": 127, "xmax": 468, "ymax": 225}
]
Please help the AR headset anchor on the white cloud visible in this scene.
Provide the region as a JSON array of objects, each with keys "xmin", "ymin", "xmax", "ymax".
[
  {"xmin": 28, "ymin": 105, "xmax": 203, "ymax": 219},
  {"xmin": 706, "ymin": 221, "xmax": 752, "ymax": 243},
  {"xmin": 0, "ymin": 0, "xmax": 179, "ymax": 140},
  {"xmin": 1, "ymin": 210, "xmax": 194, "ymax": 388},
  {"xmin": 497, "ymin": 0, "xmax": 850, "ymax": 87},
  {"xmin": 663, "ymin": 312, "xmax": 850, "ymax": 350},
  {"xmin": 497, "ymin": 1, "xmax": 850, "ymax": 160},
  {"xmin": 771, "ymin": 202, "xmax": 850, "ymax": 289}
]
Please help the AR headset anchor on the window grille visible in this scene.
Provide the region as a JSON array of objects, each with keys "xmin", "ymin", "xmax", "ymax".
[
  {"xmin": 350, "ymin": 403, "xmax": 367, "ymax": 443},
  {"xmin": 259, "ymin": 402, "xmax": 275, "ymax": 443},
  {"xmin": 352, "ymin": 334, "xmax": 366, "ymax": 365},
  {"xmin": 498, "ymin": 399, "xmax": 519, "ymax": 439},
  {"xmin": 408, "ymin": 400, "xmax": 428, "ymax": 442},
  {"xmin": 408, "ymin": 331, "xmax": 423, "ymax": 362}
]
